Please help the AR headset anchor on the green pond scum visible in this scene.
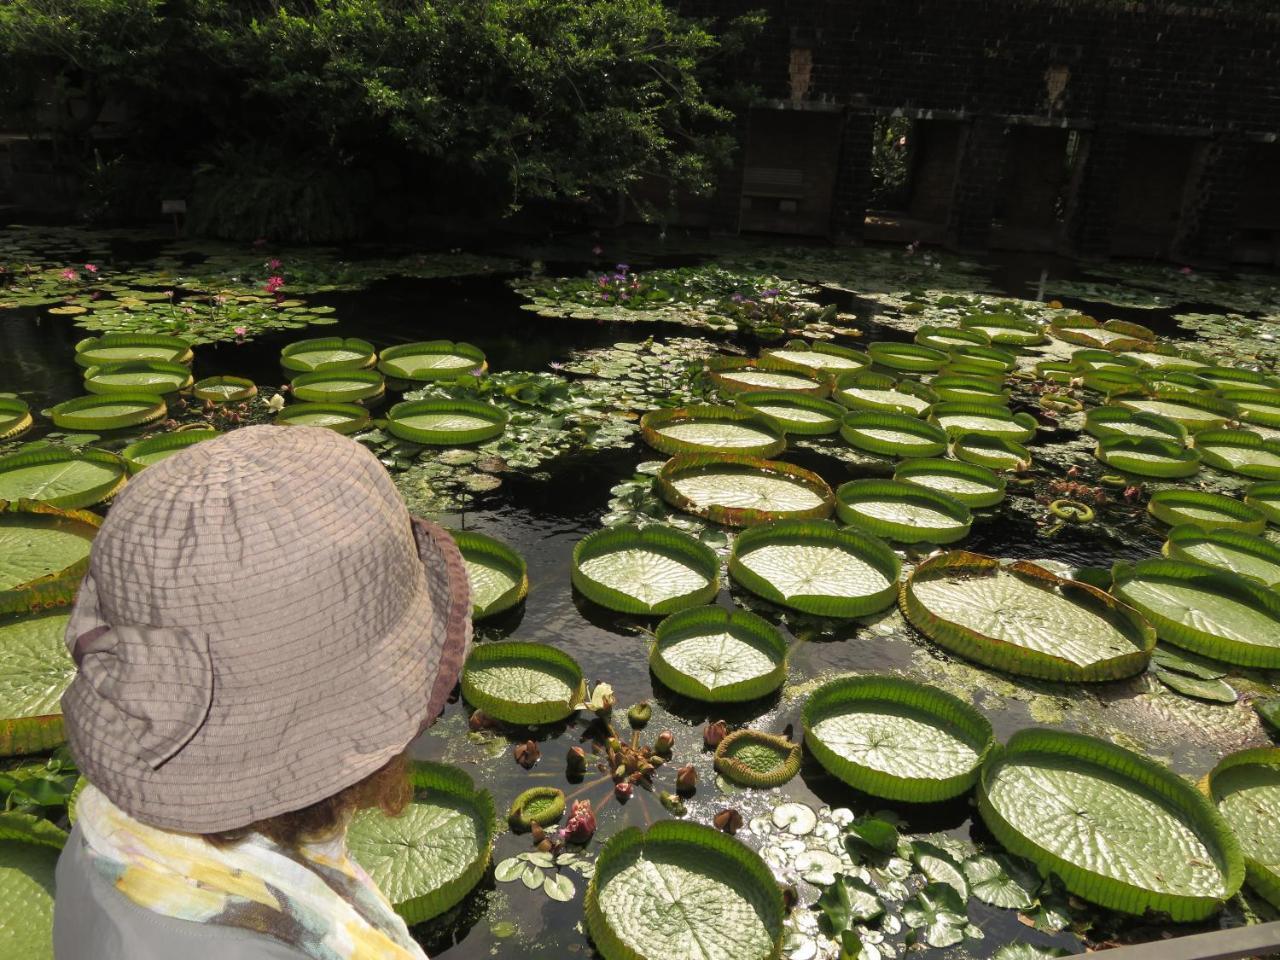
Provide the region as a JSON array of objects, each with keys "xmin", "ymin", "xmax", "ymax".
[{"xmin": 4, "ymin": 224, "xmax": 1280, "ymax": 959}]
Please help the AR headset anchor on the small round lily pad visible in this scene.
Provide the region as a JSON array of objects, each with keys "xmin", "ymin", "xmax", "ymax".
[
  {"xmin": 836, "ymin": 479, "xmax": 971, "ymax": 544},
  {"xmin": 1147, "ymin": 490, "xmax": 1267, "ymax": 535},
  {"xmin": 840, "ymin": 411, "xmax": 948, "ymax": 458},
  {"xmin": 275, "ymin": 401, "xmax": 371, "ymax": 435},
  {"xmin": 192, "ymin": 376, "xmax": 257, "ymax": 402},
  {"xmin": 82, "ymin": 360, "xmax": 192, "ymax": 396},
  {"xmin": 0, "ymin": 399, "xmax": 33, "ymax": 442},
  {"xmin": 868, "ymin": 342, "xmax": 949, "ymax": 373},
  {"xmin": 893, "ymin": 458, "xmax": 1005, "ymax": 508},
  {"xmin": 1094, "ymin": 436, "xmax": 1201, "ymax": 479},
  {"xmin": 952, "ymin": 433, "xmax": 1031, "ymax": 471},
  {"xmin": 649, "ymin": 606, "xmax": 787, "ymax": 703},
  {"xmin": 640, "ymin": 406, "xmax": 785, "ymax": 457},
  {"xmin": 378, "ymin": 341, "xmax": 487, "ymax": 381},
  {"xmin": 572, "ymin": 524, "xmax": 719, "ymax": 615},
  {"xmin": 280, "ymin": 336, "xmax": 376, "ymax": 373},
  {"xmin": 508, "ymin": 787, "xmax": 566, "ymax": 831},
  {"xmin": 74, "ymin": 333, "xmax": 192, "ymax": 368},
  {"xmin": 385, "ymin": 398, "xmax": 507, "ymax": 445},
  {"xmin": 48, "ymin": 393, "xmax": 166, "ymax": 431},
  {"xmin": 451, "ymin": 529, "xmax": 528, "ymax": 620},
  {"xmin": 460, "ymin": 641, "xmax": 586, "ymax": 725},
  {"xmin": 714, "ymin": 730, "xmax": 801, "ymax": 788},
  {"xmin": 290, "ymin": 369, "xmax": 385, "ymax": 403}
]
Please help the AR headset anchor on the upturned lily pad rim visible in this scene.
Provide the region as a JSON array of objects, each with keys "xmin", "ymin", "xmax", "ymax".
[
  {"xmin": 1206, "ymin": 747, "xmax": 1280, "ymax": 909},
  {"xmin": 713, "ymin": 729, "xmax": 801, "ymax": 788},
  {"xmin": 584, "ymin": 820, "xmax": 785, "ymax": 960},
  {"xmin": 1194, "ymin": 429, "xmax": 1280, "ymax": 480},
  {"xmin": 82, "ymin": 360, "xmax": 193, "ymax": 396},
  {"xmin": 733, "ymin": 391, "xmax": 845, "ymax": 436},
  {"xmin": 1070, "ymin": 347, "xmax": 1141, "ymax": 370},
  {"xmin": 900, "ymin": 551, "xmax": 1155, "ymax": 682},
  {"xmin": 0, "ymin": 500, "xmax": 100, "ymax": 614},
  {"xmin": 377, "ymin": 340, "xmax": 487, "ymax": 381},
  {"xmin": 728, "ymin": 518, "xmax": 901, "ymax": 618},
  {"xmin": 1218, "ymin": 389, "xmax": 1280, "ymax": 429},
  {"xmin": 450, "ymin": 529, "xmax": 529, "ymax": 619},
  {"xmin": 275, "ymin": 401, "xmax": 372, "ymax": 435},
  {"xmin": 960, "ymin": 312, "xmax": 1047, "ymax": 346},
  {"xmin": 571, "ymin": 524, "xmax": 720, "ymax": 616},
  {"xmin": 977, "ymin": 727, "xmax": 1242, "ymax": 921},
  {"xmin": 120, "ymin": 429, "xmax": 220, "ymax": 474},
  {"xmin": 708, "ymin": 359, "xmax": 829, "ymax": 398},
  {"xmin": 290, "ymin": 368, "xmax": 386, "ymax": 404},
  {"xmin": 867, "ymin": 341, "xmax": 949, "ymax": 373},
  {"xmin": 927, "ymin": 373, "xmax": 1009, "ymax": 403},
  {"xmin": 459, "ymin": 640, "xmax": 586, "ymax": 725},
  {"xmin": 1201, "ymin": 367, "xmax": 1280, "ymax": 390},
  {"xmin": 384, "ymin": 397, "xmax": 508, "ymax": 445},
  {"xmin": 279, "ymin": 336, "xmax": 377, "ymax": 373},
  {"xmin": 758, "ymin": 339, "xmax": 870, "ymax": 374},
  {"xmin": 832, "ymin": 371, "xmax": 938, "ymax": 414},
  {"xmin": 0, "ymin": 447, "xmax": 127, "ymax": 509},
  {"xmin": 952, "ymin": 433, "xmax": 1031, "ymax": 471},
  {"xmin": 1094, "ymin": 435, "xmax": 1201, "ymax": 479},
  {"xmin": 928, "ymin": 401, "xmax": 1037, "ymax": 441},
  {"xmin": 73, "ymin": 333, "xmax": 193, "ymax": 368},
  {"xmin": 893, "ymin": 457, "xmax": 1007, "ymax": 508},
  {"xmin": 802, "ymin": 673, "xmax": 995, "ymax": 802},
  {"xmin": 1117, "ymin": 390, "xmax": 1237, "ymax": 431},
  {"xmin": 835, "ymin": 479, "xmax": 971, "ymax": 545},
  {"xmin": 946, "ymin": 344, "xmax": 1018, "ymax": 374},
  {"xmin": 191, "ymin": 375, "xmax": 258, "ymax": 402},
  {"xmin": 1245, "ymin": 481, "xmax": 1280, "ymax": 526},
  {"xmin": 48, "ymin": 393, "xmax": 166, "ymax": 431},
  {"xmin": 1084, "ymin": 406, "xmax": 1187, "ymax": 443},
  {"xmin": 1112, "ymin": 557, "xmax": 1280, "ymax": 667},
  {"xmin": 0, "ymin": 398, "xmax": 33, "ymax": 442},
  {"xmin": 839, "ymin": 411, "xmax": 949, "ymax": 458},
  {"xmin": 1162, "ymin": 524, "xmax": 1280, "ymax": 587},
  {"xmin": 1147, "ymin": 489, "xmax": 1267, "ymax": 535},
  {"xmin": 639, "ymin": 405, "xmax": 786, "ymax": 457},
  {"xmin": 507, "ymin": 786, "xmax": 566, "ymax": 831},
  {"xmin": 657, "ymin": 453, "xmax": 834, "ymax": 527},
  {"xmin": 915, "ymin": 324, "xmax": 990, "ymax": 350},
  {"xmin": 649, "ymin": 605, "xmax": 787, "ymax": 702}
]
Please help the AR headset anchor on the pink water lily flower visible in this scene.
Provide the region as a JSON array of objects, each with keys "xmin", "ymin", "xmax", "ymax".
[
  {"xmin": 84, "ymin": 263, "xmax": 98, "ymax": 274},
  {"xmin": 234, "ymin": 326, "xmax": 248, "ymax": 337},
  {"xmin": 60, "ymin": 268, "xmax": 78, "ymax": 281}
]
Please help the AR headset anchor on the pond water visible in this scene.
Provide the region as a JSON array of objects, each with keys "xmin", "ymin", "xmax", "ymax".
[{"xmin": 3, "ymin": 225, "xmax": 1279, "ymax": 960}]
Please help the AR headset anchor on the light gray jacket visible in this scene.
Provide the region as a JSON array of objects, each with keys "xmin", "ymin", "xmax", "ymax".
[{"xmin": 53, "ymin": 824, "xmax": 309, "ymax": 960}]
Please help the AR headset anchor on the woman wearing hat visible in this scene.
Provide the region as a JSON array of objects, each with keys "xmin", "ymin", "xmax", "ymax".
[{"xmin": 52, "ymin": 426, "xmax": 473, "ymax": 959}]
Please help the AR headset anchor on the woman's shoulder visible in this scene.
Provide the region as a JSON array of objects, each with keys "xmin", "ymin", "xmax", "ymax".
[{"xmin": 53, "ymin": 825, "xmax": 309, "ymax": 960}]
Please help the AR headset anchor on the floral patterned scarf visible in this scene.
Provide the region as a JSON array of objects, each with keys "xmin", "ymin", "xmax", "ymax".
[{"xmin": 76, "ymin": 785, "xmax": 428, "ymax": 960}]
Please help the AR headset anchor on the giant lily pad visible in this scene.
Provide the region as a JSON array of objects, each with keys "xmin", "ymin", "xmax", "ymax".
[
  {"xmin": 1194, "ymin": 430, "xmax": 1280, "ymax": 480},
  {"xmin": 759, "ymin": 340, "xmax": 869, "ymax": 375},
  {"xmin": 73, "ymin": 333, "xmax": 192, "ymax": 368},
  {"xmin": 290, "ymin": 369, "xmax": 385, "ymax": 403},
  {"xmin": 377, "ymin": 341, "xmax": 487, "ymax": 381},
  {"xmin": 868, "ymin": 342, "xmax": 949, "ymax": 373},
  {"xmin": 1119, "ymin": 349, "xmax": 1209, "ymax": 372},
  {"xmin": 915, "ymin": 325, "xmax": 989, "ymax": 351},
  {"xmin": 1084, "ymin": 406, "xmax": 1186, "ymax": 444},
  {"xmin": 733, "ymin": 391, "xmax": 844, "ymax": 435},
  {"xmin": 1219, "ymin": 388, "xmax": 1280, "ymax": 429},
  {"xmin": 48, "ymin": 393, "xmax": 166, "ymax": 431},
  {"xmin": 945, "ymin": 344, "xmax": 1017, "ymax": 376},
  {"xmin": 348, "ymin": 761, "xmax": 496, "ymax": 924},
  {"xmin": 929, "ymin": 402, "xmax": 1036, "ymax": 442},
  {"xmin": 839, "ymin": 411, "xmax": 948, "ymax": 458},
  {"xmin": 802, "ymin": 674, "xmax": 994, "ymax": 802},
  {"xmin": 0, "ymin": 610, "xmax": 75, "ymax": 756},
  {"xmin": 927, "ymin": 373, "xmax": 1009, "ymax": 404},
  {"xmin": 1245, "ymin": 481, "xmax": 1280, "ymax": 525},
  {"xmin": 384, "ymin": 398, "xmax": 507, "ymax": 445},
  {"xmin": 833, "ymin": 371, "xmax": 935, "ymax": 416},
  {"xmin": 640, "ymin": 406, "xmax": 785, "ymax": 457},
  {"xmin": 901, "ymin": 552, "xmax": 1154, "ymax": 681},
  {"xmin": 728, "ymin": 519, "xmax": 900, "ymax": 618},
  {"xmin": 977, "ymin": 728, "xmax": 1241, "ymax": 920},
  {"xmin": 1162, "ymin": 525, "xmax": 1280, "ymax": 588},
  {"xmin": 1116, "ymin": 392, "xmax": 1235, "ymax": 432},
  {"xmin": 952, "ymin": 433, "xmax": 1031, "ymax": 471},
  {"xmin": 658, "ymin": 454, "xmax": 833, "ymax": 526},
  {"xmin": 0, "ymin": 399, "xmax": 33, "ymax": 442},
  {"xmin": 459, "ymin": 641, "xmax": 585, "ymax": 725},
  {"xmin": 1094, "ymin": 436, "xmax": 1201, "ymax": 479},
  {"xmin": 649, "ymin": 606, "xmax": 787, "ymax": 703},
  {"xmin": 1207, "ymin": 748, "xmax": 1280, "ymax": 909},
  {"xmin": 1111, "ymin": 558, "xmax": 1280, "ymax": 667},
  {"xmin": 451, "ymin": 529, "xmax": 528, "ymax": 619},
  {"xmin": 709, "ymin": 360, "xmax": 827, "ymax": 397},
  {"xmin": 835, "ymin": 479, "xmax": 971, "ymax": 544},
  {"xmin": 0, "ymin": 840, "xmax": 58, "ymax": 960},
  {"xmin": 585, "ymin": 820, "xmax": 784, "ymax": 960},
  {"xmin": 893, "ymin": 458, "xmax": 1006, "ymax": 508},
  {"xmin": 82, "ymin": 360, "xmax": 192, "ymax": 396},
  {"xmin": 960, "ymin": 312, "xmax": 1046, "ymax": 347},
  {"xmin": 1147, "ymin": 490, "xmax": 1266, "ymax": 534},
  {"xmin": 191, "ymin": 375, "xmax": 257, "ymax": 402},
  {"xmin": 0, "ymin": 448, "xmax": 127, "ymax": 508},
  {"xmin": 275, "ymin": 401, "xmax": 371, "ymax": 435},
  {"xmin": 280, "ymin": 336, "xmax": 376, "ymax": 373},
  {"xmin": 0, "ymin": 502, "xmax": 99, "ymax": 614},
  {"xmin": 120, "ymin": 429, "xmax": 219, "ymax": 473},
  {"xmin": 1200, "ymin": 367, "xmax": 1280, "ymax": 391},
  {"xmin": 572, "ymin": 525, "xmax": 719, "ymax": 615}
]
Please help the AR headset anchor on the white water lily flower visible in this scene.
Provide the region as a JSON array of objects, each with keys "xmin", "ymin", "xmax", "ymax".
[
  {"xmin": 575, "ymin": 682, "xmax": 615, "ymax": 715},
  {"xmin": 267, "ymin": 393, "xmax": 285, "ymax": 412}
]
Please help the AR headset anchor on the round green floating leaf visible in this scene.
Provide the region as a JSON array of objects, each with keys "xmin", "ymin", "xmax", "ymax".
[
  {"xmin": 901, "ymin": 551, "xmax": 1154, "ymax": 681},
  {"xmin": 927, "ymin": 374, "xmax": 1008, "ymax": 404},
  {"xmin": 758, "ymin": 340, "xmax": 869, "ymax": 375},
  {"xmin": 840, "ymin": 411, "xmax": 948, "ymax": 458},
  {"xmin": 728, "ymin": 519, "xmax": 900, "ymax": 618},
  {"xmin": 280, "ymin": 336, "xmax": 376, "ymax": 373},
  {"xmin": 0, "ymin": 611, "xmax": 75, "ymax": 756},
  {"xmin": 649, "ymin": 606, "xmax": 787, "ymax": 703},
  {"xmin": 1163, "ymin": 525, "xmax": 1280, "ymax": 588},
  {"xmin": 82, "ymin": 360, "xmax": 192, "ymax": 396},
  {"xmin": 74, "ymin": 333, "xmax": 192, "ymax": 368},
  {"xmin": 348, "ymin": 761, "xmax": 496, "ymax": 925},
  {"xmin": 1218, "ymin": 388, "xmax": 1280, "ymax": 429},
  {"xmin": 1080, "ymin": 367, "xmax": 1146, "ymax": 396},
  {"xmin": 959, "ymin": 313, "xmax": 1046, "ymax": 347},
  {"xmin": 1195, "ymin": 429, "xmax": 1280, "ymax": 480},
  {"xmin": 1147, "ymin": 490, "xmax": 1266, "ymax": 535},
  {"xmin": 893, "ymin": 458, "xmax": 1006, "ymax": 508},
  {"xmin": 507, "ymin": 787, "xmax": 565, "ymax": 831},
  {"xmin": 120, "ymin": 429, "xmax": 219, "ymax": 473},
  {"xmin": 977, "ymin": 728, "xmax": 1242, "ymax": 921},
  {"xmin": 1085, "ymin": 406, "xmax": 1186, "ymax": 443},
  {"xmin": 384, "ymin": 398, "xmax": 507, "ymax": 445},
  {"xmin": 0, "ymin": 448, "xmax": 127, "ymax": 509},
  {"xmin": 1069, "ymin": 347, "xmax": 1139, "ymax": 371},
  {"xmin": 929, "ymin": 402, "xmax": 1036, "ymax": 442},
  {"xmin": 1245, "ymin": 481, "xmax": 1280, "ymax": 526},
  {"xmin": 802, "ymin": 674, "xmax": 994, "ymax": 802},
  {"xmin": 275, "ymin": 401, "xmax": 371, "ymax": 435},
  {"xmin": 836, "ymin": 479, "xmax": 971, "ymax": 545},
  {"xmin": 1207, "ymin": 748, "xmax": 1280, "ymax": 909},
  {"xmin": 572, "ymin": 525, "xmax": 719, "ymax": 615},
  {"xmin": 952, "ymin": 433, "xmax": 1031, "ymax": 471},
  {"xmin": 0, "ymin": 840, "xmax": 58, "ymax": 960},
  {"xmin": 0, "ymin": 399, "xmax": 33, "ymax": 442},
  {"xmin": 1094, "ymin": 436, "xmax": 1201, "ymax": 479},
  {"xmin": 377, "ymin": 340, "xmax": 487, "ymax": 381},
  {"xmin": 290, "ymin": 369, "xmax": 385, "ymax": 403},
  {"xmin": 1112, "ymin": 558, "xmax": 1280, "ymax": 667},
  {"xmin": 1200, "ymin": 367, "xmax": 1280, "ymax": 391},
  {"xmin": 1117, "ymin": 391, "xmax": 1235, "ymax": 432},
  {"xmin": 640, "ymin": 406, "xmax": 785, "ymax": 457},
  {"xmin": 191, "ymin": 375, "xmax": 257, "ymax": 402},
  {"xmin": 709, "ymin": 362, "xmax": 828, "ymax": 397},
  {"xmin": 1119, "ymin": 349, "xmax": 1209, "ymax": 372},
  {"xmin": 451, "ymin": 529, "xmax": 528, "ymax": 620},
  {"xmin": 48, "ymin": 393, "xmax": 165, "ymax": 431},
  {"xmin": 867, "ymin": 342, "xmax": 949, "ymax": 373},
  {"xmin": 833, "ymin": 370, "xmax": 935, "ymax": 416},
  {"xmin": 585, "ymin": 820, "xmax": 784, "ymax": 960},
  {"xmin": 0, "ymin": 502, "xmax": 99, "ymax": 614},
  {"xmin": 460, "ymin": 641, "xmax": 585, "ymax": 725},
  {"xmin": 1053, "ymin": 318, "xmax": 1148, "ymax": 351},
  {"xmin": 658, "ymin": 454, "xmax": 833, "ymax": 527},
  {"xmin": 714, "ymin": 730, "xmax": 801, "ymax": 788},
  {"xmin": 1035, "ymin": 359, "xmax": 1076, "ymax": 384},
  {"xmin": 733, "ymin": 391, "xmax": 844, "ymax": 436},
  {"xmin": 915, "ymin": 325, "xmax": 989, "ymax": 351},
  {"xmin": 946, "ymin": 344, "xmax": 1017, "ymax": 376}
]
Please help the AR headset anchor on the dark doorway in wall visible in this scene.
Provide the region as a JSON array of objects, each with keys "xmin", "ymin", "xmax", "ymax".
[
  {"xmin": 867, "ymin": 116, "xmax": 914, "ymax": 213},
  {"xmin": 991, "ymin": 126, "xmax": 1072, "ymax": 249},
  {"xmin": 739, "ymin": 107, "xmax": 843, "ymax": 236},
  {"xmin": 906, "ymin": 120, "xmax": 963, "ymax": 226},
  {"xmin": 1233, "ymin": 142, "xmax": 1280, "ymax": 267},
  {"xmin": 1110, "ymin": 134, "xmax": 1197, "ymax": 259}
]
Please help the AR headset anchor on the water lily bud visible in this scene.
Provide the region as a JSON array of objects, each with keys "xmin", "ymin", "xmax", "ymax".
[
  {"xmin": 576, "ymin": 682, "xmax": 616, "ymax": 717},
  {"xmin": 469, "ymin": 709, "xmax": 496, "ymax": 731},
  {"xmin": 563, "ymin": 800, "xmax": 596, "ymax": 843},
  {"xmin": 659, "ymin": 791, "xmax": 687, "ymax": 817},
  {"xmin": 613, "ymin": 764, "xmax": 627, "ymax": 781},
  {"xmin": 703, "ymin": 719, "xmax": 728, "ymax": 748},
  {"xmin": 566, "ymin": 746, "xmax": 587, "ymax": 775},
  {"xmin": 514, "ymin": 740, "xmax": 541, "ymax": 769},
  {"xmin": 614, "ymin": 781, "xmax": 633, "ymax": 801},
  {"xmin": 654, "ymin": 730, "xmax": 675, "ymax": 757},
  {"xmin": 676, "ymin": 763, "xmax": 697, "ymax": 795},
  {"xmin": 713, "ymin": 808, "xmax": 744, "ymax": 834},
  {"xmin": 531, "ymin": 822, "xmax": 546, "ymax": 844},
  {"xmin": 536, "ymin": 838, "xmax": 553, "ymax": 853},
  {"xmin": 627, "ymin": 701, "xmax": 652, "ymax": 729}
]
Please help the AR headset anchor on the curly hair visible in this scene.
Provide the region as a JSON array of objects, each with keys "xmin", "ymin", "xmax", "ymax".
[{"xmin": 203, "ymin": 751, "xmax": 411, "ymax": 848}]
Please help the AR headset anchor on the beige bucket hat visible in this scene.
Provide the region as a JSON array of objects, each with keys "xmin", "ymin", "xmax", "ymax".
[{"xmin": 61, "ymin": 425, "xmax": 472, "ymax": 833}]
